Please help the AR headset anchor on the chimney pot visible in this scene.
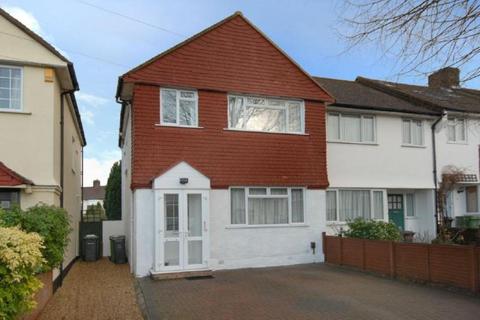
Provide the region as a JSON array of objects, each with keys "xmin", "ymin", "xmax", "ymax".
[
  {"xmin": 428, "ymin": 67, "xmax": 460, "ymax": 88},
  {"xmin": 93, "ymin": 179, "xmax": 100, "ymax": 187}
]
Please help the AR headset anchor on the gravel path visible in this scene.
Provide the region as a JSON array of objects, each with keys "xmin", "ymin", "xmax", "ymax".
[{"xmin": 39, "ymin": 258, "xmax": 143, "ymax": 320}]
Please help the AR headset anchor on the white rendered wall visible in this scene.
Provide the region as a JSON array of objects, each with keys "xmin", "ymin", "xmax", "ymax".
[
  {"xmin": 208, "ymin": 189, "xmax": 326, "ymax": 270},
  {"xmin": 121, "ymin": 106, "xmax": 133, "ymax": 270},
  {"xmin": 133, "ymin": 189, "xmax": 155, "ymax": 277}
]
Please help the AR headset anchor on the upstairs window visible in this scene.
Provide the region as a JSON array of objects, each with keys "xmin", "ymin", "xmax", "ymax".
[
  {"xmin": 0, "ymin": 66, "xmax": 22, "ymax": 110},
  {"xmin": 160, "ymin": 88, "xmax": 198, "ymax": 127},
  {"xmin": 327, "ymin": 113, "xmax": 375, "ymax": 143},
  {"xmin": 402, "ymin": 119, "xmax": 424, "ymax": 146},
  {"xmin": 228, "ymin": 95, "xmax": 304, "ymax": 134},
  {"xmin": 447, "ymin": 118, "xmax": 466, "ymax": 143}
]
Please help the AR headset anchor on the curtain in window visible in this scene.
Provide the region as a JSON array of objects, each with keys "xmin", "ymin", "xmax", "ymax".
[
  {"xmin": 466, "ymin": 186, "xmax": 478, "ymax": 212},
  {"xmin": 411, "ymin": 121, "xmax": 423, "ymax": 145},
  {"xmin": 161, "ymin": 89, "xmax": 177, "ymax": 123},
  {"xmin": 456, "ymin": 119, "xmax": 466, "ymax": 141},
  {"xmin": 228, "ymin": 97, "xmax": 244, "ymax": 129},
  {"xmin": 288, "ymin": 103, "xmax": 302, "ymax": 132},
  {"xmin": 326, "ymin": 191, "xmax": 337, "ymax": 221},
  {"xmin": 327, "ymin": 114, "xmax": 340, "ymax": 140},
  {"xmin": 342, "ymin": 115, "xmax": 361, "ymax": 142},
  {"xmin": 339, "ymin": 190, "xmax": 370, "ymax": 221},
  {"xmin": 447, "ymin": 120, "xmax": 456, "ymax": 141},
  {"xmin": 231, "ymin": 189, "xmax": 246, "ymax": 224},
  {"xmin": 291, "ymin": 189, "xmax": 304, "ymax": 223},
  {"xmin": 406, "ymin": 194, "xmax": 415, "ymax": 217},
  {"xmin": 248, "ymin": 198, "xmax": 288, "ymax": 224},
  {"xmin": 402, "ymin": 120, "xmax": 411, "ymax": 144},
  {"xmin": 362, "ymin": 116, "xmax": 374, "ymax": 142},
  {"xmin": 373, "ymin": 191, "xmax": 384, "ymax": 219}
]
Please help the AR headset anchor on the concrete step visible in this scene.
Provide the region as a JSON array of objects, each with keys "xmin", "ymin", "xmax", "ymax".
[{"xmin": 150, "ymin": 270, "xmax": 213, "ymax": 281}]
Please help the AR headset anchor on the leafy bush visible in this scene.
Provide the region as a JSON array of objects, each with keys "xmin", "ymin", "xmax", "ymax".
[
  {"xmin": 0, "ymin": 205, "xmax": 71, "ymax": 271},
  {"xmin": 0, "ymin": 226, "xmax": 45, "ymax": 319},
  {"xmin": 344, "ymin": 218, "xmax": 402, "ymax": 241}
]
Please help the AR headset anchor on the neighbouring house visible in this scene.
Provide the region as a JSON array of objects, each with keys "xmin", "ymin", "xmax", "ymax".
[
  {"xmin": 0, "ymin": 8, "xmax": 86, "ymax": 286},
  {"xmin": 315, "ymin": 67, "xmax": 480, "ymax": 238},
  {"xmin": 117, "ymin": 12, "xmax": 334, "ymax": 277},
  {"xmin": 82, "ymin": 179, "xmax": 106, "ymax": 215}
]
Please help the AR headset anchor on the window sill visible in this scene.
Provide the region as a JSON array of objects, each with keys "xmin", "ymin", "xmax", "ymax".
[
  {"xmin": 225, "ymin": 224, "xmax": 309, "ymax": 229},
  {"xmin": 223, "ymin": 128, "xmax": 309, "ymax": 136},
  {"xmin": 447, "ymin": 141, "xmax": 468, "ymax": 145},
  {"xmin": 0, "ymin": 109, "xmax": 30, "ymax": 115},
  {"xmin": 155, "ymin": 124, "xmax": 203, "ymax": 129},
  {"xmin": 327, "ymin": 140, "xmax": 378, "ymax": 146},
  {"xmin": 401, "ymin": 144, "xmax": 426, "ymax": 149},
  {"xmin": 405, "ymin": 216, "xmax": 417, "ymax": 220}
]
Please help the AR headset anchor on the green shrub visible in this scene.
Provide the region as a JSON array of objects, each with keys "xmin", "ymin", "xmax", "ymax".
[
  {"xmin": 104, "ymin": 161, "xmax": 122, "ymax": 220},
  {"xmin": 344, "ymin": 218, "xmax": 402, "ymax": 241},
  {"xmin": 0, "ymin": 226, "xmax": 45, "ymax": 319},
  {"xmin": 0, "ymin": 205, "xmax": 71, "ymax": 271}
]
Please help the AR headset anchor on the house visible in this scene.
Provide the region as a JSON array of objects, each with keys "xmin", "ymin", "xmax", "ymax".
[
  {"xmin": 117, "ymin": 12, "xmax": 334, "ymax": 277},
  {"xmin": 0, "ymin": 8, "xmax": 86, "ymax": 286},
  {"xmin": 315, "ymin": 67, "xmax": 480, "ymax": 238},
  {"xmin": 82, "ymin": 179, "xmax": 106, "ymax": 215}
]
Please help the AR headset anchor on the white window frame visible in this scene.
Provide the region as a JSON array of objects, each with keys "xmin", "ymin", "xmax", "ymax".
[
  {"xmin": 405, "ymin": 193, "xmax": 416, "ymax": 218},
  {"xmin": 227, "ymin": 94, "xmax": 305, "ymax": 134},
  {"xmin": 327, "ymin": 112, "xmax": 376, "ymax": 144},
  {"xmin": 229, "ymin": 187, "xmax": 306, "ymax": 226},
  {"xmin": 159, "ymin": 88, "xmax": 199, "ymax": 127},
  {"xmin": 326, "ymin": 189, "xmax": 386, "ymax": 223},
  {"xmin": 0, "ymin": 65, "xmax": 23, "ymax": 111},
  {"xmin": 402, "ymin": 118, "xmax": 425, "ymax": 147},
  {"xmin": 447, "ymin": 117, "xmax": 467, "ymax": 143}
]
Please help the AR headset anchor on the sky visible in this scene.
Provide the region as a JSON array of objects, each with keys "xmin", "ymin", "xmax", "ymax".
[{"xmin": 2, "ymin": 0, "xmax": 479, "ymax": 186}]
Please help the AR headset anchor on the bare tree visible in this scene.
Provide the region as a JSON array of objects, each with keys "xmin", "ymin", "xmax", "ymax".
[{"xmin": 341, "ymin": 0, "xmax": 480, "ymax": 81}]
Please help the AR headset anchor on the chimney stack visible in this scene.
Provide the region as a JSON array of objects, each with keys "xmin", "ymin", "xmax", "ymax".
[
  {"xmin": 428, "ymin": 67, "xmax": 460, "ymax": 88},
  {"xmin": 93, "ymin": 179, "xmax": 100, "ymax": 187}
]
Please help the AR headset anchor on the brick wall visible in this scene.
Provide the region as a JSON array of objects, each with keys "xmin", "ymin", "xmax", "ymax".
[
  {"xmin": 323, "ymin": 233, "xmax": 480, "ymax": 293},
  {"xmin": 130, "ymin": 86, "xmax": 328, "ymax": 189}
]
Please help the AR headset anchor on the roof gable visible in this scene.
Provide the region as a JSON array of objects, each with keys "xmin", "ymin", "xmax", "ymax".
[
  {"xmin": 121, "ymin": 12, "xmax": 333, "ymax": 102},
  {"xmin": 0, "ymin": 162, "xmax": 33, "ymax": 187}
]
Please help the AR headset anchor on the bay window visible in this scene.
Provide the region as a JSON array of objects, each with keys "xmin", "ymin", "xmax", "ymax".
[
  {"xmin": 326, "ymin": 189, "xmax": 385, "ymax": 222},
  {"xmin": 230, "ymin": 187, "xmax": 305, "ymax": 225},
  {"xmin": 327, "ymin": 113, "xmax": 375, "ymax": 143},
  {"xmin": 160, "ymin": 88, "xmax": 198, "ymax": 127},
  {"xmin": 228, "ymin": 95, "xmax": 304, "ymax": 134},
  {"xmin": 402, "ymin": 119, "xmax": 424, "ymax": 146},
  {"xmin": 447, "ymin": 118, "xmax": 466, "ymax": 143},
  {"xmin": 0, "ymin": 66, "xmax": 22, "ymax": 110}
]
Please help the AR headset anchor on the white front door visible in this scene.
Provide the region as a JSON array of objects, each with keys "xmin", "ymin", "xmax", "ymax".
[{"xmin": 156, "ymin": 190, "xmax": 209, "ymax": 272}]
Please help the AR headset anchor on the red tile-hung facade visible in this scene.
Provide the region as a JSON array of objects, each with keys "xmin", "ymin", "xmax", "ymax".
[{"xmin": 120, "ymin": 13, "xmax": 333, "ymax": 189}]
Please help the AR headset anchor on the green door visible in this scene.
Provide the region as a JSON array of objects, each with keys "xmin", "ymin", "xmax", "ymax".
[{"xmin": 388, "ymin": 194, "xmax": 405, "ymax": 231}]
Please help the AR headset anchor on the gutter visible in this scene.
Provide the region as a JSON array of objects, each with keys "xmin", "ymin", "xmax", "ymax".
[{"xmin": 431, "ymin": 110, "xmax": 447, "ymax": 235}]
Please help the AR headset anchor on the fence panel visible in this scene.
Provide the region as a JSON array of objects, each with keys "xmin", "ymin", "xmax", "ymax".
[
  {"xmin": 324, "ymin": 236, "xmax": 342, "ymax": 264},
  {"xmin": 429, "ymin": 245, "xmax": 473, "ymax": 290},
  {"xmin": 394, "ymin": 243, "xmax": 429, "ymax": 281},
  {"xmin": 341, "ymin": 238, "xmax": 364, "ymax": 268},
  {"xmin": 364, "ymin": 240, "xmax": 391, "ymax": 275}
]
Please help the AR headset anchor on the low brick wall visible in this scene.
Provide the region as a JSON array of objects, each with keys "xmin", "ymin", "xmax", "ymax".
[
  {"xmin": 323, "ymin": 233, "xmax": 480, "ymax": 293},
  {"xmin": 22, "ymin": 271, "xmax": 53, "ymax": 320}
]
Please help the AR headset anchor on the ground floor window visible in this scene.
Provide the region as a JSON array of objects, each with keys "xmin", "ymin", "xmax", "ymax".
[
  {"xmin": 466, "ymin": 186, "xmax": 478, "ymax": 213},
  {"xmin": 327, "ymin": 189, "xmax": 385, "ymax": 222},
  {"xmin": 405, "ymin": 193, "xmax": 415, "ymax": 217},
  {"xmin": 0, "ymin": 190, "xmax": 19, "ymax": 210},
  {"xmin": 230, "ymin": 187, "xmax": 305, "ymax": 225}
]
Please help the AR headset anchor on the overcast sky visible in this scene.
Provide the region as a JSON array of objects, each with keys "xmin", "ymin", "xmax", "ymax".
[{"xmin": 2, "ymin": 0, "xmax": 479, "ymax": 186}]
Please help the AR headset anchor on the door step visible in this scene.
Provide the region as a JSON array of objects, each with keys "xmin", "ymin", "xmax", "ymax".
[{"xmin": 150, "ymin": 270, "xmax": 213, "ymax": 281}]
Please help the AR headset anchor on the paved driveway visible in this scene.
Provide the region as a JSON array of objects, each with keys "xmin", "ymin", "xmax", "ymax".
[{"xmin": 138, "ymin": 264, "xmax": 480, "ymax": 320}]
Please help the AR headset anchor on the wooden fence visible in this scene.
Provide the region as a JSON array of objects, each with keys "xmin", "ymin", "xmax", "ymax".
[{"xmin": 322, "ymin": 233, "xmax": 480, "ymax": 293}]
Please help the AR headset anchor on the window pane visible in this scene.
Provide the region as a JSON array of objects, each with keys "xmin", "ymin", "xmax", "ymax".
[
  {"xmin": 362, "ymin": 116, "xmax": 374, "ymax": 142},
  {"xmin": 164, "ymin": 194, "xmax": 179, "ymax": 236},
  {"xmin": 456, "ymin": 119, "xmax": 465, "ymax": 141},
  {"xmin": 288, "ymin": 103, "xmax": 302, "ymax": 132},
  {"xmin": 373, "ymin": 191, "xmax": 384, "ymax": 219},
  {"xmin": 326, "ymin": 191, "xmax": 337, "ymax": 221},
  {"xmin": 0, "ymin": 88, "xmax": 9, "ymax": 99},
  {"xmin": 342, "ymin": 115, "xmax": 361, "ymax": 142},
  {"xmin": 0, "ymin": 68, "xmax": 9, "ymax": 77},
  {"xmin": 406, "ymin": 194, "xmax": 415, "ymax": 217},
  {"xmin": 291, "ymin": 189, "xmax": 304, "ymax": 223},
  {"xmin": 179, "ymin": 99, "xmax": 197, "ymax": 126},
  {"xmin": 229, "ymin": 97, "xmax": 244, "ymax": 129},
  {"xmin": 180, "ymin": 91, "xmax": 195, "ymax": 99},
  {"xmin": 412, "ymin": 120, "xmax": 423, "ymax": 145},
  {"xmin": 161, "ymin": 89, "xmax": 177, "ymax": 124},
  {"xmin": 0, "ymin": 78, "xmax": 9, "ymax": 88},
  {"xmin": 327, "ymin": 114, "xmax": 340, "ymax": 140},
  {"xmin": 231, "ymin": 188, "xmax": 246, "ymax": 224},
  {"xmin": 0, "ymin": 99, "xmax": 8, "ymax": 109},
  {"xmin": 402, "ymin": 120, "xmax": 411, "ymax": 144},
  {"xmin": 466, "ymin": 186, "xmax": 478, "ymax": 212},
  {"xmin": 447, "ymin": 120, "xmax": 456, "ymax": 141},
  {"xmin": 188, "ymin": 194, "xmax": 202, "ymax": 237},
  {"xmin": 244, "ymin": 106, "xmax": 286, "ymax": 132},
  {"xmin": 249, "ymin": 188, "xmax": 267, "ymax": 195},
  {"xmin": 339, "ymin": 190, "xmax": 371, "ymax": 221},
  {"xmin": 248, "ymin": 198, "xmax": 288, "ymax": 224},
  {"xmin": 271, "ymin": 188, "xmax": 288, "ymax": 195},
  {"xmin": 11, "ymin": 69, "xmax": 21, "ymax": 78}
]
